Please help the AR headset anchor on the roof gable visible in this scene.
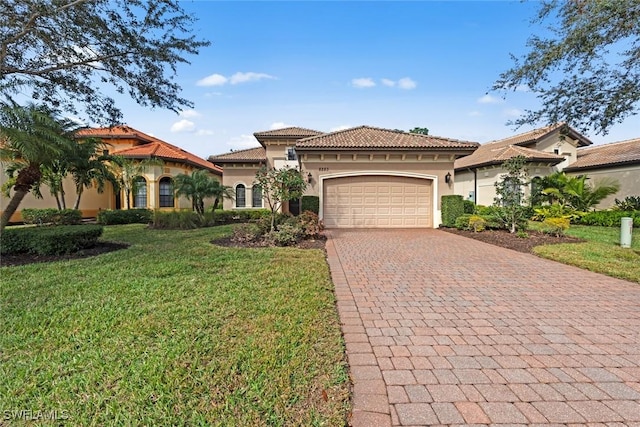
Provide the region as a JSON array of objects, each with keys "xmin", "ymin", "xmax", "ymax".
[
  {"xmin": 295, "ymin": 126, "xmax": 479, "ymax": 151},
  {"xmin": 455, "ymin": 123, "xmax": 590, "ymax": 170},
  {"xmin": 253, "ymin": 127, "xmax": 324, "ymax": 138},
  {"xmin": 78, "ymin": 126, "xmax": 221, "ymax": 174}
]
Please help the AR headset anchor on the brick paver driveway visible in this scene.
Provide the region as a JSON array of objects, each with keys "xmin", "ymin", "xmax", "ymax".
[{"xmin": 326, "ymin": 229, "xmax": 640, "ymax": 426}]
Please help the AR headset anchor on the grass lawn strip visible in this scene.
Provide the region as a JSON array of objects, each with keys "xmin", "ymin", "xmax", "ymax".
[
  {"xmin": 0, "ymin": 224, "xmax": 350, "ymax": 426},
  {"xmin": 533, "ymin": 224, "xmax": 640, "ymax": 283}
]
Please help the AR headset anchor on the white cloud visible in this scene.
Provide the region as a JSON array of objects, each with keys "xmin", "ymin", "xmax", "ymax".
[
  {"xmin": 352, "ymin": 78, "xmax": 376, "ymax": 88},
  {"xmin": 204, "ymin": 92, "xmax": 223, "ymax": 97},
  {"xmin": 170, "ymin": 119, "xmax": 195, "ymax": 133},
  {"xmin": 468, "ymin": 111, "xmax": 482, "ymax": 117},
  {"xmin": 381, "ymin": 79, "xmax": 396, "ymax": 87},
  {"xmin": 179, "ymin": 109, "xmax": 201, "ymax": 118},
  {"xmin": 504, "ymin": 108, "xmax": 523, "ymax": 117},
  {"xmin": 230, "ymin": 72, "xmax": 275, "ymax": 84},
  {"xmin": 330, "ymin": 125, "xmax": 351, "ymax": 132},
  {"xmin": 397, "ymin": 77, "xmax": 417, "ymax": 90},
  {"xmin": 514, "ymin": 84, "xmax": 531, "ymax": 92},
  {"xmin": 196, "ymin": 73, "xmax": 228, "ymax": 87},
  {"xmin": 270, "ymin": 121, "xmax": 292, "ymax": 130},
  {"xmin": 477, "ymin": 94, "xmax": 504, "ymax": 104},
  {"xmin": 227, "ymin": 134, "xmax": 258, "ymax": 150},
  {"xmin": 196, "ymin": 129, "xmax": 215, "ymax": 136}
]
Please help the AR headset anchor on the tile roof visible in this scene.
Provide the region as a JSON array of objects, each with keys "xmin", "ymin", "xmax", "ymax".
[
  {"xmin": 455, "ymin": 123, "xmax": 590, "ymax": 170},
  {"xmin": 208, "ymin": 146, "xmax": 266, "ymax": 163},
  {"xmin": 77, "ymin": 126, "xmax": 221, "ymax": 174},
  {"xmin": 564, "ymin": 138, "xmax": 640, "ymax": 171},
  {"xmin": 481, "ymin": 123, "xmax": 592, "ymax": 148},
  {"xmin": 294, "ymin": 126, "xmax": 480, "ymax": 151},
  {"xmin": 253, "ymin": 126, "xmax": 324, "ymax": 138}
]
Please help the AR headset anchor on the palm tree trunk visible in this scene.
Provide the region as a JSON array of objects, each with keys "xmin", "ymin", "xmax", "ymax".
[
  {"xmin": 60, "ymin": 184, "xmax": 66, "ymax": 209},
  {"xmin": 74, "ymin": 185, "xmax": 83, "ymax": 210},
  {"xmin": 54, "ymin": 192, "xmax": 62, "ymax": 210},
  {"xmin": 0, "ymin": 188, "xmax": 29, "ymax": 232}
]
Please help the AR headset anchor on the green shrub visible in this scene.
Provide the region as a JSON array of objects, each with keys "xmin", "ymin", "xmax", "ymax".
[
  {"xmin": 543, "ymin": 217, "xmax": 570, "ymax": 237},
  {"xmin": 468, "ymin": 215, "xmax": 486, "ymax": 232},
  {"xmin": 463, "ymin": 200, "xmax": 476, "ymax": 214},
  {"xmin": 22, "ymin": 208, "xmax": 82, "ymax": 225},
  {"xmin": 516, "ymin": 230, "xmax": 529, "ymax": 239},
  {"xmin": 1, "ymin": 225, "xmax": 103, "ymax": 255},
  {"xmin": 97, "ymin": 209, "xmax": 152, "ymax": 225},
  {"xmin": 613, "ymin": 196, "xmax": 640, "ymax": 211},
  {"xmin": 441, "ymin": 195, "xmax": 464, "ymax": 227},
  {"xmin": 297, "ymin": 210, "xmax": 323, "ymax": 238},
  {"xmin": 301, "ymin": 196, "xmax": 320, "ymax": 214},
  {"xmin": 454, "ymin": 214, "xmax": 472, "ymax": 230},
  {"xmin": 531, "ymin": 205, "xmax": 583, "ymax": 222},
  {"xmin": 212, "ymin": 209, "xmax": 270, "ymax": 224},
  {"xmin": 266, "ymin": 223, "xmax": 303, "ymax": 247},
  {"xmin": 151, "ymin": 210, "xmax": 202, "ymax": 230},
  {"xmin": 578, "ymin": 210, "xmax": 640, "ymax": 227}
]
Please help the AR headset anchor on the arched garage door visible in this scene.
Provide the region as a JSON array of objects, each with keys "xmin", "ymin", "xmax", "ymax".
[{"xmin": 323, "ymin": 175, "xmax": 432, "ymax": 228}]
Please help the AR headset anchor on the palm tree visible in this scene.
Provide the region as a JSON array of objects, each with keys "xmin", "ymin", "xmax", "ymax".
[
  {"xmin": 173, "ymin": 169, "xmax": 231, "ymax": 215},
  {"xmin": 109, "ymin": 155, "xmax": 163, "ymax": 209},
  {"xmin": 561, "ymin": 174, "xmax": 620, "ymax": 211},
  {"xmin": 35, "ymin": 158, "xmax": 70, "ymax": 210},
  {"xmin": 68, "ymin": 138, "xmax": 117, "ymax": 209},
  {"xmin": 0, "ymin": 104, "xmax": 76, "ymax": 231}
]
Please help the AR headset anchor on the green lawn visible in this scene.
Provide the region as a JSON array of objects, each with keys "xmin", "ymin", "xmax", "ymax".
[
  {"xmin": 533, "ymin": 224, "xmax": 640, "ymax": 283},
  {"xmin": 0, "ymin": 225, "xmax": 350, "ymax": 426}
]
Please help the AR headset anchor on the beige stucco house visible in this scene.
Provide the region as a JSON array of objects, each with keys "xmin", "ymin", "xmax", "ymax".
[
  {"xmin": 454, "ymin": 124, "xmax": 593, "ymax": 206},
  {"xmin": 564, "ymin": 138, "xmax": 640, "ymax": 208},
  {"xmin": 210, "ymin": 126, "xmax": 479, "ymax": 228},
  {"xmin": 0, "ymin": 126, "xmax": 222, "ymax": 222}
]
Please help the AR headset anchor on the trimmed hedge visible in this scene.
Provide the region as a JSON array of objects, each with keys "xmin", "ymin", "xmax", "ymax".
[
  {"xmin": 578, "ymin": 210, "xmax": 640, "ymax": 227},
  {"xmin": 97, "ymin": 209, "xmax": 152, "ymax": 225},
  {"xmin": 1, "ymin": 225, "xmax": 103, "ymax": 255},
  {"xmin": 463, "ymin": 200, "xmax": 476, "ymax": 214},
  {"xmin": 301, "ymin": 196, "xmax": 320, "ymax": 214},
  {"xmin": 441, "ymin": 195, "xmax": 464, "ymax": 227},
  {"xmin": 149, "ymin": 209, "xmax": 271, "ymax": 230},
  {"xmin": 22, "ymin": 208, "xmax": 82, "ymax": 225},
  {"xmin": 213, "ymin": 209, "xmax": 270, "ymax": 224}
]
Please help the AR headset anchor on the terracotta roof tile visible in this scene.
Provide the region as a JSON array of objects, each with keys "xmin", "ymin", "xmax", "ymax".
[
  {"xmin": 78, "ymin": 126, "xmax": 221, "ymax": 174},
  {"xmin": 455, "ymin": 123, "xmax": 590, "ymax": 170},
  {"xmin": 208, "ymin": 147, "xmax": 266, "ymax": 163},
  {"xmin": 565, "ymin": 138, "xmax": 640, "ymax": 171},
  {"xmin": 253, "ymin": 126, "xmax": 324, "ymax": 138},
  {"xmin": 295, "ymin": 126, "xmax": 479, "ymax": 151}
]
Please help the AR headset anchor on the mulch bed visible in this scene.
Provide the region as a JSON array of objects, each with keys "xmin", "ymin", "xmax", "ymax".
[
  {"xmin": 440, "ymin": 227, "xmax": 583, "ymax": 254},
  {"xmin": 0, "ymin": 242, "xmax": 130, "ymax": 267},
  {"xmin": 212, "ymin": 235, "xmax": 327, "ymax": 250}
]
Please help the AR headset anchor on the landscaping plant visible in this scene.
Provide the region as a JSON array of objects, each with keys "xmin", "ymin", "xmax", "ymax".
[
  {"xmin": 253, "ymin": 166, "xmax": 307, "ymax": 232},
  {"xmin": 493, "ymin": 155, "xmax": 530, "ymax": 233}
]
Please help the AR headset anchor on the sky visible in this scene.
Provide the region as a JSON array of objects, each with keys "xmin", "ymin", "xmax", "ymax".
[{"xmin": 109, "ymin": 1, "xmax": 639, "ymax": 160}]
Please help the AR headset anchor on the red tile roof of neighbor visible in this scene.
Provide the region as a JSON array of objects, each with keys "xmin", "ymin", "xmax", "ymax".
[
  {"xmin": 76, "ymin": 126, "xmax": 222, "ymax": 174},
  {"xmin": 564, "ymin": 138, "xmax": 640, "ymax": 171},
  {"xmin": 294, "ymin": 126, "xmax": 480, "ymax": 151},
  {"xmin": 455, "ymin": 123, "xmax": 591, "ymax": 170},
  {"xmin": 208, "ymin": 147, "xmax": 266, "ymax": 163}
]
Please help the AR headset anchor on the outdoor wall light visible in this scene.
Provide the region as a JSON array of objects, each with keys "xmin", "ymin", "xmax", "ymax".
[
  {"xmin": 445, "ymin": 172, "xmax": 452, "ymax": 184},
  {"xmin": 307, "ymin": 172, "xmax": 313, "ymax": 183}
]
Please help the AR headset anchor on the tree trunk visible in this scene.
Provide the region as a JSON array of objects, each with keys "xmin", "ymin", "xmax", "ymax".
[
  {"xmin": 54, "ymin": 192, "xmax": 62, "ymax": 210},
  {"xmin": 60, "ymin": 184, "xmax": 66, "ymax": 209},
  {"xmin": 125, "ymin": 189, "xmax": 131, "ymax": 209},
  {"xmin": 74, "ymin": 185, "xmax": 83, "ymax": 210},
  {"xmin": 0, "ymin": 188, "xmax": 29, "ymax": 232}
]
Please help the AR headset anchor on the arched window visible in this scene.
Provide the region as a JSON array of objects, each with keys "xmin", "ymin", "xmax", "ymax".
[
  {"xmin": 159, "ymin": 177, "xmax": 174, "ymax": 207},
  {"xmin": 133, "ymin": 177, "xmax": 147, "ymax": 208},
  {"xmin": 252, "ymin": 185, "xmax": 262, "ymax": 208},
  {"xmin": 235, "ymin": 184, "xmax": 246, "ymax": 208}
]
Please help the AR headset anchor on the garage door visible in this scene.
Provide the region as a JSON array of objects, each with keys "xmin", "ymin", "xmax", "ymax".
[{"xmin": 323, "ymin": 175, "xmax": 432, "ymax": 228}]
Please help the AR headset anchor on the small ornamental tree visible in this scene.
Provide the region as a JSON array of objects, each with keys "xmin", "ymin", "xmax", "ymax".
[
  {"xmin": 254, "ymin": 166, "xmax": 307, "ymax": 232},
  {"xmin": 494, "ymin": 155, "xmax": 529, "ymax": 233}
]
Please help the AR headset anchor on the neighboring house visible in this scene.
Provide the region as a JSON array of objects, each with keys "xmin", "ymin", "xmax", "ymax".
[
  {"xmin": 210, "ymin": 126, "xmax": 479, "ymax": 228},
  {"xmin": 454, "ymin": 123, "xmax": 593, "ymax": 206},
  {"xmin": 564, "ymin": 138, "xmax": 640, "ymax": 208},
  {"xmin": 0, "ymin": 125, "xmax": 222, "ymax": 222}
]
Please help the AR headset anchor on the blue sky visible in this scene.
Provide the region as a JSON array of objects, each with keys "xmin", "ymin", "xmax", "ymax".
[{"xmin": 111, "ymin": 1, "xmax": 638, "ymax": 159}]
